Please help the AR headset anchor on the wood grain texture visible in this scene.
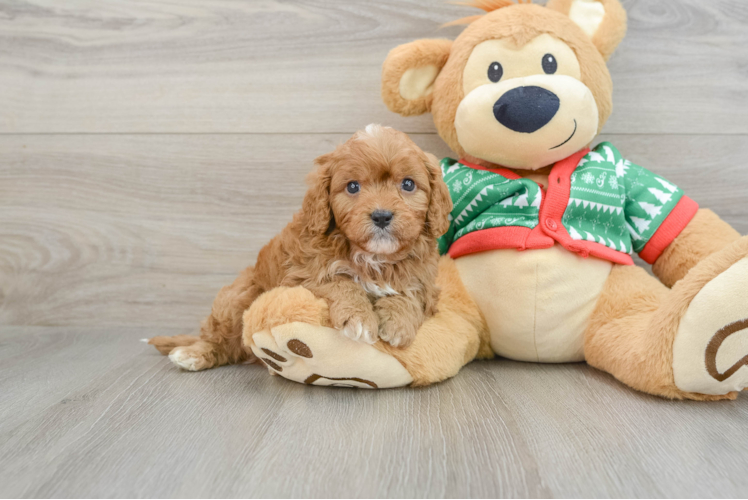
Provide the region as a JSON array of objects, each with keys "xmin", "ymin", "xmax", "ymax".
[
  {"xmin": 0, "ymin": 0, "xmax": 747, "ymax": 134},
  {"xmin": 2, "ymin": 0, "xmax": 748, "ymax": 497},
  {"xmin": 1, "ymin": 133, "xmax": 746, "ymax": 330},
  {"xmin": 0, "ymin": 327, "xmax": 746, "ymax": 498}
]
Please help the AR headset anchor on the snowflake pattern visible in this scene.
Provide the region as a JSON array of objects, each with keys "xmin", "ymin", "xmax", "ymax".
[
  {"xmin": 608, "ymin": 176, "xmax": 619, "ymax": 190},
  {"xmin": 451, "ymin": 180, "xmax": 463, "ymax": 194},
  {"xmin": 581, "ymin": 172, "xmax": 595, "ymax": 184}
]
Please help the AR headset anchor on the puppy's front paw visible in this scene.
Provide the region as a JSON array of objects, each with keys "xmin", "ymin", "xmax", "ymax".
[
  {"xmin": 328, "ymin": 302, "xmax": 379, "ymax": 344},
  {"xmin": 340, "ymin": 310, "xmax": 379, "ymax": 344},
  {"xmin": 378, "ymin": 312, "xmax": 419, "ymax": 348}
]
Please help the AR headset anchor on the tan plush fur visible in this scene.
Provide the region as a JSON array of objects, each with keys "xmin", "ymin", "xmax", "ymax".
[
  {"xmin": 243, "ymin": 286, "xmax": 332, "ymax": 335},
  {"xmin": 585, "ymin": 236, "xmax": 748, "ymax": 400},
  {"xmin": 149, "ymin": 126, "xmax": 452, "ymax": 369},
  {"xmin": 545, "ymin": 0, "xmax": 627, "ymax": 61},
  {"xmin": 447, "ymin": 0, "xmax": 627, "ymax": 62},
  {"xmin": 381, "ymin": 39, "xmax": 453, "ymax": 116},
  {"xmin": 652, "ymin": 209, "xmax": 741, "ymax": 288}
]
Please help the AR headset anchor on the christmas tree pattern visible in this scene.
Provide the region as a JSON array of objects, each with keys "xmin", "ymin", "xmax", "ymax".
[
  {"xmin": 562, "ymin": 142, "xmax": 684, "ymax": 254},
  {"xmin": 437, "ymin": 158, "xmax": 542, "ymax": 253},
  {"xmin": 437, "ymin": 143, "xmax": 684, "ymax": 257}
]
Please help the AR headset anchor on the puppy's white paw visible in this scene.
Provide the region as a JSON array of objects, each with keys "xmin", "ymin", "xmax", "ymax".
[
  {"xmin": 377, "ymin": 312, "xmax": 419, "ymax": 349},
  {"xmin": 169, "ymin": 347, "xmax": 203, "ymax": 371},
  {"xmin": 342, "ymin": 320, "xmax": 377, "ymax": 344}
]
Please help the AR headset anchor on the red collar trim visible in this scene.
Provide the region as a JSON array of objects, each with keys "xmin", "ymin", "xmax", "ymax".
[
  {"xmin": 550, "ymin": 148, "xmax": 591, "ymax": 180},
  {"xmin": 458, "ymin": 149, "xmax": 591, "ymax": 181},
  {"xmin": 457, "ymin": 159, "xmax": 522, "ymax": 180}
]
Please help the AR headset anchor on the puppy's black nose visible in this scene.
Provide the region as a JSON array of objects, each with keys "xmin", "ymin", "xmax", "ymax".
[
  {"xmin": 371, "ymin": 210, "xmax": 393, "ymax": 229},
  {"xmin": 493, "ymin": 86, "xmax": 560, "ymax": 133}
]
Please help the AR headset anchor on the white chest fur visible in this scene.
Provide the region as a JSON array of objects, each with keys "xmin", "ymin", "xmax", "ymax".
[
  {"xmin": 358, "ymin": 279, "xmax": 398, "ymax": 299},
  {"xmin": 328, "ymin": 259, "xmax": 400, "ymax": 299}
]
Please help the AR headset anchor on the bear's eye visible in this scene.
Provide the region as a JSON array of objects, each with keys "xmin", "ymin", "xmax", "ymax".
[
  {"xmin": 401, "ymin": 178, "xmax": 416, "ymax": 192},
  {"xmin": 542, "ymin": 54, "xmax": 558, "ymax": 74},
  {"xmin": 346, "ymin": 181, "xmax": 360, "ymax": 194},
  {"xmin": 487, "ymin": 62, "xmax": 503, "ymax": 83}
]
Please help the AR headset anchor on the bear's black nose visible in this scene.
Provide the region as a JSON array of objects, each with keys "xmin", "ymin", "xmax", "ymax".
[
  {"xmin": 493, "ymin": 86, "xmax": 560, "ymax": 133},
  {"xmin": 371, "ymin": 210, "xmax": 393, "ymax": 229}
]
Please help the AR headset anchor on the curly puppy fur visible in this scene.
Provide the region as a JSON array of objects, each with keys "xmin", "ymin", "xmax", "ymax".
[{"xmin": 149, "ymin": 125, "xmax": 453, "ymax": 370}]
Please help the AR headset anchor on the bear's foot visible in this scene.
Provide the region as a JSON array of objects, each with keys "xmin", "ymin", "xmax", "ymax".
[
  {"xmin": 673, "ymin": 257, "xmax": 748, "ymax": 396},
  {"xmin": 242, "ymin": 286, "xmax": 412, "ymax": 388},
  {"xmin": 248, "ymin": 322, "xmax": 413, "ymax": 388}
]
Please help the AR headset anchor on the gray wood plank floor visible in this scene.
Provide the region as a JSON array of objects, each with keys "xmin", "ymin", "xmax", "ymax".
[{"xmin": 1, "ymin": 0, "xmax": 747, "ymax": 497}]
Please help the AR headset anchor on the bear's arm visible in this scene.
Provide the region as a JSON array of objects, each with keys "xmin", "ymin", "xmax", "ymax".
[
  {"xmin": 652, "ymin": 209, "xmax": 740, "ymax": 287},
  {"xmin": 604, "ymin": 141, "xmax": 741, "ymax": 287}
]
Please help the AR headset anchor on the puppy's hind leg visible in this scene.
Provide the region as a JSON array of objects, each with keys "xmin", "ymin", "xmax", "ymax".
[
  {"xmin": 168, "ymin": 340, "xmax": 237, "ymax": 372},
  {"xmin": 147, "ymin": 266, "xmax": 262, "ymax": 371}
]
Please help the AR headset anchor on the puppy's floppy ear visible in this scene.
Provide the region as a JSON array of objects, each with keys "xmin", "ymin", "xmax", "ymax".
[
  {"xmin": 382, "ymin": 39, "xmax": 452, "ymax": 117},
  {"xmin": 546, "ymin": 0, "xmax": 627, "ymax": 61},
  {"xmin": 302, "ymin": 152, "xmax": 335, "ymax": 235},
  {"xmin": 422, "ymin": 151, "xmax": 453, "ymax": 238}
]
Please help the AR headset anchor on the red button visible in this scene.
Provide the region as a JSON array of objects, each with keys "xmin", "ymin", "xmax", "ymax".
[{"xmin": 545, "ymin": 218, "xmax": 558, "ymax": 231}]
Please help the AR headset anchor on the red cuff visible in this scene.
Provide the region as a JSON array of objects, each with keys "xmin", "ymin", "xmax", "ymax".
[
  {"xmin": 639, "ymin": 196, "xmax": 699, "ymax": 265},
  {"xmin": 448, "ymin": 226, "xmax": 542, "ymax": 258}
]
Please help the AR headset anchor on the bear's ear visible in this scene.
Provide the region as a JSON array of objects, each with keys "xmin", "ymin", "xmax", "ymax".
[
  {"xmin": 546, "ymin": 0, "xmax": 627, "ymax": 61},
  {"xmin": 382, "ymin": 39, "xmax": 452, "ymax": 116}
]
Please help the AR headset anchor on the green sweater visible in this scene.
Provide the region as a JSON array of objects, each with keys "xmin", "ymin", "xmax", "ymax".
[{"xmin": 437, "ymin": 142, "xmax": 698, "ymax": 266}]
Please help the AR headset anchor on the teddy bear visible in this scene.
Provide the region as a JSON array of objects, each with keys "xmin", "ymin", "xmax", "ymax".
[{"xmin": 242, "ymin": 0, "xmax": 748, "ymax": 400}]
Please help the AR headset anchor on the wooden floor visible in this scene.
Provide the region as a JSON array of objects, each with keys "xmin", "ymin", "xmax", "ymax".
[{"xmin": 1, "ymin": 0, "xmax": 747, "ymax": 497}]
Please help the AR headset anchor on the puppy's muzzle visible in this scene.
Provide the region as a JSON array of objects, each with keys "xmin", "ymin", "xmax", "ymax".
[{"xmin": 371, "ymin": 210, "xmax": 393, "ymax": 229}]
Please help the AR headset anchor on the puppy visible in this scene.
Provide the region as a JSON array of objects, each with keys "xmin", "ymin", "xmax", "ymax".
[{"xmin": 147, "ymin": 125, "xmax": 453, "ymax": 371}]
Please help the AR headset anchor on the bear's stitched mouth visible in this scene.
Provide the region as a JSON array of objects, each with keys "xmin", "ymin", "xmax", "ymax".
[{"xmin": 550, "ymin": 119, "xmax": 577, "ymax": 150}]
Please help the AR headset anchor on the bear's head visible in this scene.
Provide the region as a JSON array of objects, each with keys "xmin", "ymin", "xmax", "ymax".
[{"xmin": 382, "ymin": 0, "xmax": 627, "ymax": 171}]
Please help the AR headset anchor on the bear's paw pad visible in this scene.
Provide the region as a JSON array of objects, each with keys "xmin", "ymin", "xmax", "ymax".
[
  {"xmin": 249, "ymin": 322, "xmax": 413, "ymax": 389},
  {"xmin": 674, "ymin": 258, "xmax": 748, "ymax": 395}
]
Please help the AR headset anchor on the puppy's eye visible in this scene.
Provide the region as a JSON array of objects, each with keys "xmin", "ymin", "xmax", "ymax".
[
  {"xmin": 346, "ymin": 181, "xmax": 360, "ymax": 194},
  {"xmin": 401, "ymin": 178, "xmax": 416, "ymax": 192},
  {"xmin": 542, "ymin": 54, "xmax": 557, "ymax": 74},
  {"xmin": 488, "ymin": 62, "xmax": 503, "ymax": 83}
]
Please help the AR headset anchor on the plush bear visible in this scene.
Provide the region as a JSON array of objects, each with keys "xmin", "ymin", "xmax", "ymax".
[{"xmin": 241, "ymin": 0, "xmax": 748, "ymax": 399}]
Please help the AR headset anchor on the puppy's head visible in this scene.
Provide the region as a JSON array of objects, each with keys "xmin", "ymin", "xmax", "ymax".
[{"xmin": 303, "ymin": 125, "xmax": 452, "ymax": 257}]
